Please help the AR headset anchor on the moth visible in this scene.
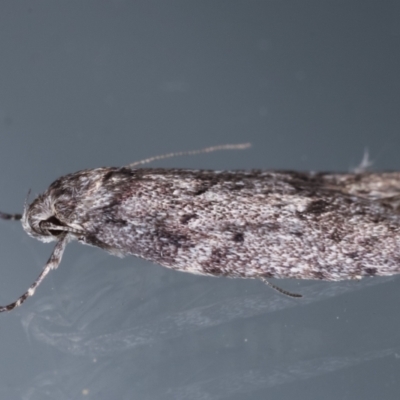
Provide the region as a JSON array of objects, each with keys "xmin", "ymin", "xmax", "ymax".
[{"xmin": 1, "ymin": 143, "xmax": 400, "ymax": 312}]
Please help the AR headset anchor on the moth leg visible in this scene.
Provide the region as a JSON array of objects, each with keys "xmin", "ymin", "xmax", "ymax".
[
  {"xmin": 0, "ymin": 211, "xmax": 22, "ymax": 220},
  {"xmin": 260, "ymin": 278, "xmax": 302, "ymax": 298},
  {"xmin": 0, "ymin": 236, "xmax": 68, "ymax": 312}
]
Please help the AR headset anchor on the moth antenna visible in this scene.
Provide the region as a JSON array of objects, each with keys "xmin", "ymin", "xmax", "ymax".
[
  {"xmin": 261, "ymin": 278, "xmax": 302, "ymax": 298},
  {"xmin": 0, "ymin": 212, "xmax": 22, "ymax": 220},
  {"xmin": 0, "ymin": 190, "xmax": 30, "ymax": 221},
  {"xmin": 0, "ymin": 235, "xmax": 69, "ymax": 312},
  {"xmin": 126, "ymin": 143, "xmax": 252, "ymax": 168}
]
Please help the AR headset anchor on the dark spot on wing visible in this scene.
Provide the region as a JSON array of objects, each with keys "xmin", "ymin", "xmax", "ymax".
[
  {"xmin": 296, "ymin": 211, "xmax": 306, "ymax": 220},
  {"xmin": 360, "ymin": 236, "xmax": 379, "ymax": 247},
  {"xmin": 211, "ymin": 248, "xmax": 224, "ymax": 263},
  {"xmin": 286, "ymin": 171, "xmax": 326, "ymax": 195},
  {"xmin": 105, "ymin": 218, "xmax": 127, "ymax": 227},
  {"xmin": 193, "ymin": 179, "xmax": 221, "ymax": 196},
  {"xmin": 117, "ymin": 167, "xmax": 136, "ymax": 176},
  {"xmin": 312, "ymin": 271, "xmax": 325, "ymax": 280},
  {"xmin": 155, "ymin": 228, "xmax": 192, "ymax": 249},
  {"xmin": 230, "ymin": 184, "xmax": 245, "ymax": 191},
  {"xmin": 103, "ymin": 168, "xmax": 138, "ymax": 184},
  {"xmin": 203, "ymin": 265, "xmax": 224, "ymax": 276},
  {"xmin": 346, "ymin": 252, "xmax": 359, "ymax": 259},
  {"xmin": 103, "ymin": 170, "xmax": 114, "ymax": 181},
  {"xmin": 232, "ymin": 232, "xmax": 244, "ymax": 242},
  {"xmin": 305, "ymin": 199, "xmax": 330, "ymax": 215},
  {"xmin": 364, "ymin": 267, "xmax": 377, "ymax": 276},
  {"xmin": 194, "ymin": 186, "xmax": 209, "ymax": 196},
  {"xmin": 180, "ymin": 213, "xmax": 198, "ymax": 224},
  {"xmin": 261, "ymin": 272, "xmax": 274, "ymax": 278},
  {"xmin": 329, "ymin": 229, "xmax": 343, "ymax": 243}
]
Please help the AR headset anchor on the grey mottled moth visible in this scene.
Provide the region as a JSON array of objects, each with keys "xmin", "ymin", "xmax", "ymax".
[{"xmin": 1, "ymin": 143, "xmax": 400, "ymax": 312}]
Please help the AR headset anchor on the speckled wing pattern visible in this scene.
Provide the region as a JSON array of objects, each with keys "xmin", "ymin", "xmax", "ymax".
[{"xmin": 25, "ymin": 168, "xmax": 400, "ymax": 282}]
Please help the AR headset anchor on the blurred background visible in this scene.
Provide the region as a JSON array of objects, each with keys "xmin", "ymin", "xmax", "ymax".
[{"xmin": 0, "ymin": 1, "xmax": 400, "ymax": 399}]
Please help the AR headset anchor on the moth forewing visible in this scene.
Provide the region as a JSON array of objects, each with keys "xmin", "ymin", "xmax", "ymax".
[{"xmin": 2, "ymin": 144, "xmax": 400, "ymax": 312}]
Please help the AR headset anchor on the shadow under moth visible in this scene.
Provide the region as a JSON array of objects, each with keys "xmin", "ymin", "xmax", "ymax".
[{"xmin": 1, "ymin": 143, "xmax": 400, "ymax": 312}]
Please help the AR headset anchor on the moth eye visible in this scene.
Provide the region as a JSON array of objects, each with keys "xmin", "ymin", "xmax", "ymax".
[{"xmin": 39, "ymin": 215, "xmax": 64, "ymax": 236}]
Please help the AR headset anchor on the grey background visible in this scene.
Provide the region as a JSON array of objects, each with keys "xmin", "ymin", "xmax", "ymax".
[{"xmin": 0, "ymin": 1, "xmax": 399, "ymax": 399}]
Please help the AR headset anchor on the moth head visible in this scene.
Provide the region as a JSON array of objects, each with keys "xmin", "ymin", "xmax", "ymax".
[{"xmin": 21, "ymin": 194, "xmax": 83, "ymax": 243}]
